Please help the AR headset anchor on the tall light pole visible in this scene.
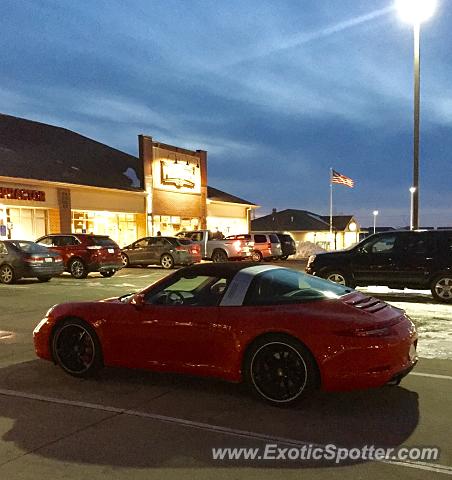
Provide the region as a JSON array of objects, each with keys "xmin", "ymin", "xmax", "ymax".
[
  {"xmin": 396, "ymin": 0, "xmax": 437, "ymax": 230},
  {"xmin": 409, "ymin": 186, "xmax": 416, "ymax": 230},
  {"xmin": 373, "ymin": 210, "xmax": 379, "ymax": 234}
]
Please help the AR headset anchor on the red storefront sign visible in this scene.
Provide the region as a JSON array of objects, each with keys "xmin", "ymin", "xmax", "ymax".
[{"xmin": 0, "ymin": 187, "xmax": 46, "ymax": 201}]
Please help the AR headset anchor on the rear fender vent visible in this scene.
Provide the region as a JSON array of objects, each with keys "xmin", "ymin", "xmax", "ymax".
[{"xmin": 343, "ymin": 295, "xmax": 388, "ymax": 313}]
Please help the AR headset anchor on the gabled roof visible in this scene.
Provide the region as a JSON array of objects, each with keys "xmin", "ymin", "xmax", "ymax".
[
  {"xmin": 252, "ymin": 209, "xmax": 355, "ymax": 232},
  {"xmin": 207, "ymin": 186, "xmax": 256, "ymax": 206},
  {"xmin": 320, "ymin": 215, "xmax": 354, "ymax": 230},
  {"xmin": 0, "ymin": 113, "xmax": 143, "ymax": 191}
]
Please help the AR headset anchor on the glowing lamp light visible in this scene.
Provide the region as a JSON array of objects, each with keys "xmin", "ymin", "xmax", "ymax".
[
  {"xmin": 396, "ymin": 0, "xmax": 437, "ymax": 24},
  {"xmin": 349, "ymin": 222, "xmax": 357, "ymax": 232}
]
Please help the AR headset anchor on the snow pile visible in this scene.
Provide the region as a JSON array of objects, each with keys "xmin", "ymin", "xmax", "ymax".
[{"xmin": 294, "ymin": 241, "xmax": 326, "ymax": 259}]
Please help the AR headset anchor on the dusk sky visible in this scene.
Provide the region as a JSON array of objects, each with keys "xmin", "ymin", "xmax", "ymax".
[{"xmin": 1, "ymin": 0, "xmax": 451, "ymax": 227}]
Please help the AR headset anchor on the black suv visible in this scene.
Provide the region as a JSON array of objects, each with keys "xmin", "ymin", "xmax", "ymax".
[{"xmin": 305, "ymin": 230, "xmax": 452, "ymax": 303}]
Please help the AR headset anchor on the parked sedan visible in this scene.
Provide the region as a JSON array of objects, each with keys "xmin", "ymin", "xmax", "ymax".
[
  {"xmin": 121, "ymin": 236, "xmax": 201, "ymax": 269},
  {"xmin": 0, "ymin": 240, "xmax": 64, "ymax": 284},
  {"xmin": 34, "ymin": 263, "xmax": 417, "ymax": 406}
]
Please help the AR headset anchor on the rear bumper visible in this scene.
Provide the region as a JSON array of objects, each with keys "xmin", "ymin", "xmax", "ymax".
[
  {"xmin": 320, "ymin": 322, "xmax": 418, "ymax": 391},
  {"xmin": 87, "ymin": 261, "xmax": 123, "ymax": 272},
  {"xmin": 21, "ymin": 264, "xmax": 65, "ymax": 278}
]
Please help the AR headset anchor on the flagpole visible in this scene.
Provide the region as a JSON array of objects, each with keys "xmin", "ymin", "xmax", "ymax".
[{"xmin": 329, "ymin": 168, "xmax": 333, "ymax": 243}]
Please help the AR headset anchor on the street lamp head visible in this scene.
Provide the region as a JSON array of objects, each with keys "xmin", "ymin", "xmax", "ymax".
[
  {"xmin": 409, "ymin": 186, "xmax": 417, "ymax": 193},
  {"xmin": 373, "ymin": 210, "xmax": 379, "ymax": 216},
  {"xmin": 396, "ymin": 0, "xmax": 437, "ymax": 25}
]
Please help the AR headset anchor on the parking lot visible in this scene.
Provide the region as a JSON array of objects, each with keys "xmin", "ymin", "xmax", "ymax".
[{"xmin": 1, "ymin": 263, "xmax": 452, "ymax": 479}]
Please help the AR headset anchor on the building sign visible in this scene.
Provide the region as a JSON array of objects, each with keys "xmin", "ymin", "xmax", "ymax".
[
  {"xmin": 0, "ymin": 187, "xmax": 46, "ymax": 202},
  {"xmin": 160, "ymin": 160, "xmax": 198, "ymax": 189}
]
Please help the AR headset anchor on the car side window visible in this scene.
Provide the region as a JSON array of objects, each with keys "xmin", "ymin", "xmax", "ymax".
[
  {"xmin": 398, "ymin": 234, "xmax": 428, "ymax": 255},
  {"xmin": 0, "ymin": 242, "xmax": 7, "ymax": 254},
  {"xmin": 134, "ymin": 238, "xmax": 149, "ymax": 248},
  {"xmin": 60, "ymin": 236, "xmax": 79, "ymax": 246},
  {"xmin": 144, "ymin": 274, "xmax": 229, "ymax": 306},
  {"xmin": 254, "ymin": 234, "xmax": 267, "ymax": 244},
  {"xmin": 369, "ymin": 235, "xmax": 396, "ymax": 254},
  {"xmin": 37, "ymin": 237, "xmax": 54, "ymax": 247}
]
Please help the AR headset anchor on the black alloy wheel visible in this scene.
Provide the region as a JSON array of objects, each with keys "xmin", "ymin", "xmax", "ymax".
[
  {"xmin": 244, "ymin": 335, "xmax": 318, "ymax": 406},
  {"xmin": 69, "ymin": 259, "xmax": 88, "ymax": 279},
  {"xmin": 52, "ymin": 319, "xmax": 103, "ymax": 377}
]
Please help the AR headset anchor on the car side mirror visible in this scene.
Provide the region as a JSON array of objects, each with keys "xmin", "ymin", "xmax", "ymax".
[{"xmin": 131, "ymin": 293, "xmax": 145, "ymax": 309}]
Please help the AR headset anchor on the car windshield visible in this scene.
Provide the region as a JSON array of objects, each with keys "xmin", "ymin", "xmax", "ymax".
[
  {"xmin": 244, "ymin": 268, "xmax": 352, "ymax": 306},
  {"xmin": 9, "ymin": 241, "xmax": 50, "ymax": 253}
]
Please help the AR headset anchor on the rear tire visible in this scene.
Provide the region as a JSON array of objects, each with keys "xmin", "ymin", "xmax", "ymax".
[
  {"xmin": 251, "ymin": 250, "xmax": 263, "ymax": 262},
  {"xmin": 51, "ymin": 318, "xmax": 103, "ymax": 377},
  {"xmin": 431, "ymin": 274, "xmax": 452, "ymax": 303},
  {"xmin": 212, "ymin": 249, "xmax": 228, "ymax": 263},
  {"xmin": 322, "ymin": 269, "xmax": 354, "ymax": 288},
  {"xmin": 69, "ymin": 259, "xmax": 88, "ymax": 279},
  {"xmin": 0, "ymin": 264, "xmax": 16, "ymax": 284},
  {"xmin": 243, "ymin": 334, "xmax": 319, "ymax": 407},
  {"xmin": 160, "ymin": 254, "xmax": 174, "ymax": 269}
]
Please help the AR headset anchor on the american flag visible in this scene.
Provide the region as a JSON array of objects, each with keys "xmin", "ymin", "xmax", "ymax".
[{"xmin": 331, "ymin": 169, "xmax": 354, "ymax": 188}]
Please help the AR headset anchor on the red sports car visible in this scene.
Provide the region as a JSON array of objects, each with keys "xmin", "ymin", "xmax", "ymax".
[{"xmin": 33, "ymin": 263, "xmax": 418, "ymax": 406}]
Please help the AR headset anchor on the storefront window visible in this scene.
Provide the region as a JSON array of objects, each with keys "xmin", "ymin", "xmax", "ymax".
[
  {"xmin": 152, "ymin": 215, "xmax": 199, "ymax": 236},
  {"xmin": 72, "ymin": 210, "xmax": 137, "ymax": 247},
  {"xmin": 3, "ymin": 207, "xmax": 47, "ymax": 240}
]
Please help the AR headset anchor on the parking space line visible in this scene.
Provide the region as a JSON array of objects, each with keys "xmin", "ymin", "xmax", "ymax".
[
  {"xmin": 411, "ymin": 372, "xmax": 452, "ymax": 381},
  {"xmin": 0, "ymin": 387, "xmax": 451, "ymax": 475}
]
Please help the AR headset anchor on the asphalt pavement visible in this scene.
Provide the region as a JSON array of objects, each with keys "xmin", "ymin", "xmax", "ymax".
[{"xmin": 0, "ymin": 262, "xmax": 451, "ymax": 479}]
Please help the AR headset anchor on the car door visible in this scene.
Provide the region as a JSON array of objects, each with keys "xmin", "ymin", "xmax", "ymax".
[
  {"xmin": 393, "ymin": 232, "xmax": 437, "ymax": 287},
  {"xmin": 350, "ymin": 233, "xmax": 398, "ymax": 284},
  {"xmin": 127, "ymin": 238, "xmax": 150, "ymax": 265},
  {"xmin": 129, "ymin": 274, "xmax": 232, "ymax": 374}
]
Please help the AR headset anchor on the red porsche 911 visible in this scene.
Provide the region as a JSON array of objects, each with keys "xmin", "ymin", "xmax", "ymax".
[{"xmin": 33, "ymin": 263, "xmax": 418, "ymax": 406}]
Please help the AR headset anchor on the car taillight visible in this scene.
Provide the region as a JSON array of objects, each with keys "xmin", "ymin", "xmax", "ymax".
[
  {"xmin": 267, "ymin": 242, "xmax": 272, "ymax": 249},
  {"xmin": 233, "ymin": 240, "xmax": 242, "ymax": 252},
  {"xmin": 25, "ymin": 256, "xmax": 45, "ymax": 263},
  {"xmin": 86, "ymin": 245, "xmax": 103, "ymax": 250},
  {"xmin": 336, "ymin": 319, "xmax": 401, "ymax": 337},
  {"xmin": 55, "ymin": 256, "xmax": 63, "ymax": 262}
]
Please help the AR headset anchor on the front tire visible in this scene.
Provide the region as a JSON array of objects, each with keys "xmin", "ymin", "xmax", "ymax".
[
  {"xmin": 69, "ymin": 259, "xmax": 88, "ymax": 279},
  {"xmin": 121, "ymin": 253, "xmax": 130, "ymax": 267},
  {"xmin": 160, "ymin": 254, "xmax": 174, "ymax": 269},
  {"xmin": 431, "ymin": 274, "xmax": 452, "ymax": 303},
  {"xmin": 0, "ymin": 264, "xmax": 16, "ymax": 284},
  {"xmin": 51, "ymin": 318, "xmax": 103, "ymax": 377},
  {"xmin": 243, "ymin": 334, "xmax": 319, "ymax": 406}
]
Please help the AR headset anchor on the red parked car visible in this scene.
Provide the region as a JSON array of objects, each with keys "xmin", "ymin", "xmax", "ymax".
[
  {"xmin": 33, "ymin": 263, "xmax": 418, "ymax": 406},
  {"xmin": 36, "ymin": 234, "xmax": 123, "ymax": 279}
]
